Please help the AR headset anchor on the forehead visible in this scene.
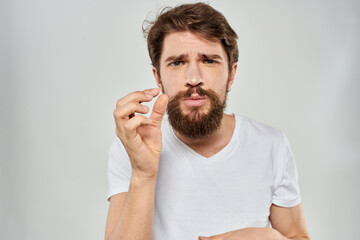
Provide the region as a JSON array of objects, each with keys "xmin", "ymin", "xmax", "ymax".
[{"xmin": 161, "ymin": 31, "xmax": 226, "ymax": 60}]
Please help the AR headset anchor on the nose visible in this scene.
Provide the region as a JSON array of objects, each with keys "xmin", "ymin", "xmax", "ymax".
[{"xmin": 185, "ymin": 62, "xmax": 204, "ymax": 88}]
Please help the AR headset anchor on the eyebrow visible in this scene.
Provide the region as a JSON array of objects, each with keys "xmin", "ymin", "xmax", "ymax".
[
  {"xmin": 164, "ymin": 53, "xmax": 224, "ymax": 62},
  {"xmin": 200, "ymin": 54, "xmax": 223, "ymax": 60},
  {"xmin": 165, "ymin": 54, "xmax": 187, "ymax": 63}
]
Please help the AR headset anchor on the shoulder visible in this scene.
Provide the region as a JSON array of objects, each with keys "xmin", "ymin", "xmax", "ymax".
[{"xmin": 235, "ymin": 114, "xmax": 284, "ymax": 141}]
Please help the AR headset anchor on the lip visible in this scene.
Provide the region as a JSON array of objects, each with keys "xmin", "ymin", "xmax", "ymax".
[{"xmin": 182, "ymin": 96, "xmax": 207, "ymax": 107}]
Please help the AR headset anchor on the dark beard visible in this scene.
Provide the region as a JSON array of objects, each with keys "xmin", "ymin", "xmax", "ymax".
[{"xmin": 167, "ymin": 86, "xmax": 227, "ymax": 140}]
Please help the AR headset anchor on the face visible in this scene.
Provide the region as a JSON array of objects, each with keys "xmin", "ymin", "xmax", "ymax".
[{"xmin": 153, "ymin": 31, "xmax": 237, "ymax": 139}]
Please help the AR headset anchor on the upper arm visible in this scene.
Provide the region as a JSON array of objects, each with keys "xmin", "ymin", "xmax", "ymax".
[
  {"xmin": 270, "ymin": 203, "xmax": 310, "ymax": 239},
  {"xmin": 104, "ymin": 192, "xmax": 128, "ymax": 240}
]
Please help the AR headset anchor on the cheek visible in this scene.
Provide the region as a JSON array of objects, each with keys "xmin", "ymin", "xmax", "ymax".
[
  {"xmin": 160, "ymin": 74, "xmax": 185, "ymax": 96},
  {"xmin": 161, "ymin": 82, "xmax": 180, "ymax": 99},
  {"xmin": 204, "ymin": 72, "xmax": 228, "ymax": 91}
]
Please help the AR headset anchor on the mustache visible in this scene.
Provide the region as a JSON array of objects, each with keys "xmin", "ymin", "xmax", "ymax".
[
  {"xmin": 182, "ymin": 86, "xmax": 209, "ymax": 98},
  {"xmin": 168, "ymin": 86, "xmax": 220, "ymax": 104}
]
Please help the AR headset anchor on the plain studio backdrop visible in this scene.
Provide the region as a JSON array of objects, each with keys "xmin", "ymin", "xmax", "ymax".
[{"xmin": 1, "ymin": 0, "xmax": 359, "ymax": 239}]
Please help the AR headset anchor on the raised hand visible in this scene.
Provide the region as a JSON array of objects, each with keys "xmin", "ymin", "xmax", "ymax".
[{"xmin": 113, "ymin": 88, "xmax": 168, "ymax": 180}]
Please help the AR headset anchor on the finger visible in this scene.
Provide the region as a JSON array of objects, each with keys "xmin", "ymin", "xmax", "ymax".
[
  {"xmin": 114, "ymin": 102, "xmax": 149, "ymax": 119},
  {"xmin": 117, "ymin": 88, "xmax": 160, "ymax": 108},
  {"xmin": 199, "ymin": 236, "xmax": 219, "ymax": 240},
  {"xmin": 150, "ymin": 94, "xmax": 169, "ymax": 123},
  {"xmin": 122, "ymin": 115, "xmax": 152, "ymax": 138},
  {"xmin": 199, "ymin": 236, "xmax": 214, "ymax": 240},
  {"xmin": 199, "ymin": 231, "xmax": 234, "ymax": 240},
  {"xmin": 199, "ymin": 236, "xmax": 223, "ymax": 240}
]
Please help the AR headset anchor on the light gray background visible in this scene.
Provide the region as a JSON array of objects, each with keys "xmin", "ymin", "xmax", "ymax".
[{"xmin": 1, "ymin": 0, "xmax": 359, "ymax": 239}]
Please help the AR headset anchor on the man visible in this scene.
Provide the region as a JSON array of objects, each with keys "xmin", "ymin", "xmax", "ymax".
[{"xmin": 105, "ymin": 3, "xmax": 310, "ymax": 240}]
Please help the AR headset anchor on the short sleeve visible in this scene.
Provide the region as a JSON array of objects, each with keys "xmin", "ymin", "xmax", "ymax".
[
  {"xmin": 272, "ymin": 133, "xmax": 301, "ymax": 207},
  {"xmin": 107, "ymin": 137, "xmax": 132, "ymax": 200}
]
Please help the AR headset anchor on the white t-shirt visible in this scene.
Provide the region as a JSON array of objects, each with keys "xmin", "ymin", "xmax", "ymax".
[{"xmin": 108, "ymin": 114, "xmax": 301, "ymax": 239}]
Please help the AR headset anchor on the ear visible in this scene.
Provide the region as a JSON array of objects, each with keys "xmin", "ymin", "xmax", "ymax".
[
  {"xmin": 153, "ymin": 67, "xmax": 163, "ymax": 91},
  {"xmin": 227, "ymin": 62, "xmax": 238, "ymax": 90}
]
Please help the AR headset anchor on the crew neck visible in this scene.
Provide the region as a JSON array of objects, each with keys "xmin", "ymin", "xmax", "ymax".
[{"xmin": 166, "ymin": 114, "xmax": 241, "ymax": 163}]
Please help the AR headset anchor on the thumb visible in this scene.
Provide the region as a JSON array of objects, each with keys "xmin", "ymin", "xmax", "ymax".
[{"xmin": 150, "ymin": 94, "xmax": 168, "ymax": 123}]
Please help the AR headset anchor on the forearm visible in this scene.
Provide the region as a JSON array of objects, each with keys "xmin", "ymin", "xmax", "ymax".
[
  {"xmin": 285, "ymin": 236, "xmax": 310, "ymax": 240},
  {"xmin": 230, "ymin": 227, "xmax": 310, "ymax": 240},
  {"xmin": 108, "ymin": 175, "xmax": 157, "ymax": 240},
  {"xmin": 272, "ymin": 228, "xmax": 310, "ymax": 240},
  {"xmin": 279, "ymin": 235, "xmax": 310, "ymax": 240}
]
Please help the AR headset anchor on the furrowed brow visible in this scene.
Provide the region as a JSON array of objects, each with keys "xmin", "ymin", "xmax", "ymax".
[
  {"xmin": 165, "ymin": 54, "xmax": 187, "ymax": 62},
  {"xmin": 201, "ymin": 54, "xmax": 223, "ymax": 60}
]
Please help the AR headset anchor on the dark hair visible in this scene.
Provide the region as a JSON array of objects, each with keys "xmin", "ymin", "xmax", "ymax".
[{"xmin": 143, "ymin": 2, "xmax": 238, "ymax": 73}]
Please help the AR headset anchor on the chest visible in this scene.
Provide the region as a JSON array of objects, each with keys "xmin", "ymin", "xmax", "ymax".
[{"xmin": 154, "ymin": 150, "xmax": 274, "ymax": 238}]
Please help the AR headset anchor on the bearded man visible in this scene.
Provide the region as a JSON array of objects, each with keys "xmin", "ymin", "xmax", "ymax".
[{"xmin": 105, "ymin": 3, "xmax": 310, "ymax": 240}]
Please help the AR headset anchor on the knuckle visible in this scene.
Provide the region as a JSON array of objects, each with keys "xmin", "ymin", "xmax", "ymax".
[
  {"xmin": 137, "ymin": 90, "xmax": 148, "ymax": 98},
  {"xmin": 116, "ymin": 98, "xmax": 124, "ymax": 108},
  {"xmin": 130, "ymin": 91, "xmax": 142, "ymax": 99},
  {"xmin": 113, "ymin": 109, "xmax": 121, "ymax": 118}
]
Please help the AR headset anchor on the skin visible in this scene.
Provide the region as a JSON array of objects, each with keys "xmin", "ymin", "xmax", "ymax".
[
  {"xmin": 106, "ymin": 88, "xmax": 168, "ymax": 240},
  {"xmin": 105, "ymin": 31, "xmax": 310, "ymax": 240},
  {"xmin": 153, "ymin": 31, "xmax": 237, "ymax": 157}
]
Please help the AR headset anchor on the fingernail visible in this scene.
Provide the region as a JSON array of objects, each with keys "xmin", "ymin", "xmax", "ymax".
[
  {"xmin": 142, "ymin": 105, "xmax": 149, "ymax": 111},
  {"xmin": 145, "ymin": 93, "xmax": 153, "ymax": 98}
]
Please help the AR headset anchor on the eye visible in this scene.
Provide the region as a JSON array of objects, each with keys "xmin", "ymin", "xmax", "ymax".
[
  {"xmin": 203, "ymin": 59, "xmax": 217, "ymax": 64},
  {"xmin": 170, "ymin": 61, "xmax": 183, "ymax": 67}
]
